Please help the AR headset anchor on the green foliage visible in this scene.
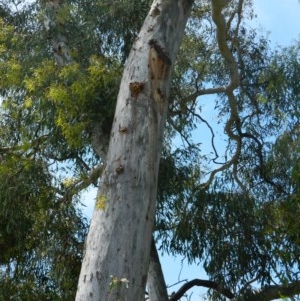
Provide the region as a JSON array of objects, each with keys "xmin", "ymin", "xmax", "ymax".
[
  {"xmin": 0, "ymin": 1, "xmax": 122, "ymax": 298},
  {"xmin": 0, "ymin": 155, "xmax": 52, "ymax": 263},
  {"xmin": 0, "ymin": 19, "xmax": 23, "ymax": 88},
  {"xmin": 22, "ymin": 56, "xmax": 121, "ymax": 148},
  {"xmin": 0, "ymin": 150, "xmax": 88, "ymax": 300}
]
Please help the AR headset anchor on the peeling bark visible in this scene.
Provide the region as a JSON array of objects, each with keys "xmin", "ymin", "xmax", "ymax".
[{"xmin": 75, "ymin": 1, "xmax": 193, "ymax": 300}]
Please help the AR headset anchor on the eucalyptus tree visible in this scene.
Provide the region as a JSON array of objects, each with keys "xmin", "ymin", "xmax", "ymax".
[
  {"xmin": 1, "ymin": 0, "xmax": 300, "ymax": 301},
  {"xmin": 74, "ymin": 0, "xmax": 300, "ymax": 300}
]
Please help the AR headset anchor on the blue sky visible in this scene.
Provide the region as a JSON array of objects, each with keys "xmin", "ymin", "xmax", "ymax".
[
  {"xmin": 80, "ymin": 1, "xmax": 300, "ymax": 300},
  {"xmin": 252, "ymin": 0, "xmax": 300, "ymax": 47}
]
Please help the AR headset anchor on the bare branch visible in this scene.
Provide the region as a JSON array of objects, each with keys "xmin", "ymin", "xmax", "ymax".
[
  {"xmin": 168, "ymin": 118, "xmax": 195, "ymax": 149},
  {"xmin": 190, "ymin": 111, "xmax": 219, "ymax": 162},
  {"xmin": 169, "ymin": 279, "xmax": 235, "ymax": 301},
  {"xmin": 181, "ymin": 86, "xmax": 226, "ymax": 104}
]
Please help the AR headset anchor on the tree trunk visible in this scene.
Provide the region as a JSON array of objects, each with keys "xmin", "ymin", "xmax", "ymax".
[
  {"xmin": 75, "ymin": 0, "xmax": 193, "ymax": 300},
  {"xmin": 147, "ymin": 237, "xmax": 169, "ymax": 301}
]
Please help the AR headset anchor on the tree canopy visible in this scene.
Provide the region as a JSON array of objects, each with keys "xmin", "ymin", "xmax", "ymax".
[{"xmin": 0, "ymin": 0, "xmax": 300, "ymax": 300}]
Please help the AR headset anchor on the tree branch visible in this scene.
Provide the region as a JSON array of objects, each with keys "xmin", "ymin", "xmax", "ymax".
[
  {"xmin": 169, "ymin": 279, "xmax": 235, "ymax": 301},
  {"xmin": 168, "ymin": 277, "xmax": 300, "ymax": 301},
  {"xmin": 147, "ymin": 237, "xmax": 169, "ymax": 301},
  {"xmin": 199, "ymin": 0, "xmax": 245, "ymax": 189},
  {"xmin": 245, "ymin": 281, "xmax": 300, "ymax": 301},
  {"xmin": 211, "ymin": 0, "xmax": 240, "ymax": 88},
  {"xmin": 191, "ymin": 111, "xmax": 219, "ymax": 162},
  {"xmin": 59, "ymin": 164, "xmax": 103, "ymax": 203},
  {"xmin": 180, "ymin": 86, "xmax": 226, "ymax": 104}
]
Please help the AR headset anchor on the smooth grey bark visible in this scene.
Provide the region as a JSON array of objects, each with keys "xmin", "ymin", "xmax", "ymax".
[
  {"xmin": 75, "ymin": 1, "xmax": 193, "ymax": 301},
  {"xmin": 147, "ymin": 237, "xmax": 169, "ymax": 301}
]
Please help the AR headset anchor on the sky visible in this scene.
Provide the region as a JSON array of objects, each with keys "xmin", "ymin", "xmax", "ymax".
[
  {"xmin": 252, "ymin": 0, "xmax": 300, "ymax": 47},
  {"xmin": 80, "ymin": 1, "xmax": 300, "ymax": 300}
]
